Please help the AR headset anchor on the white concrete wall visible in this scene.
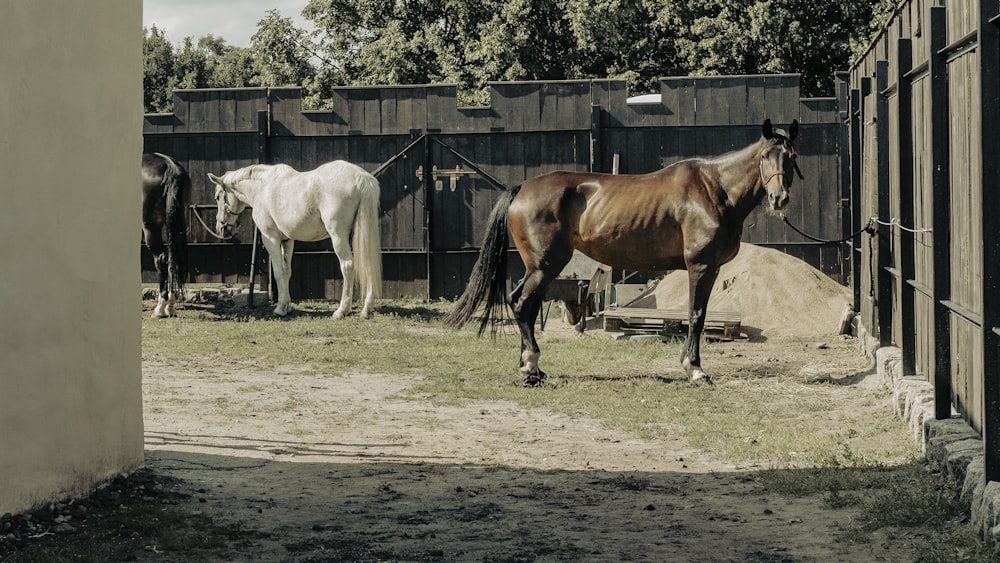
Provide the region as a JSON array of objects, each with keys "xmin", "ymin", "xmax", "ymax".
[{"xmin": 0, "ymin": 1, "xmax": 143, "ymax": 513}]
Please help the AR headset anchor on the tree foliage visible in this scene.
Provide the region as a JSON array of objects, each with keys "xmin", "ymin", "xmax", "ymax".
[
  {"xmin": 142, "ymin": 12, "xmax": 320, "ymax": 112},
  {"xmin": 143, "ymin": 26, "xmax": 175, "ymax": 112},
  {"xmin": 143, "ymin": 0, "xmax": 898, "ymax": 112},
  {"xmin": 663, "ymin": 0, "xmax": 886, "ymax": 96}
]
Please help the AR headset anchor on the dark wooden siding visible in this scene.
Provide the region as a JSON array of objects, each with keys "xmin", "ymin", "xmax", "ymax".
[
  {"xmin": 847, "ymin": 0, "xmax": 1000, "ymax": 481},
  {"xmin": 144, "ymin": 77, "xmax": 844, "ymax": 301}
]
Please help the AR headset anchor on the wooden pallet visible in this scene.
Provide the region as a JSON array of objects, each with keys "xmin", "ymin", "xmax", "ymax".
[{"xmin": 602, "ymin": 307, "xmax": 742, "ymax": 338}]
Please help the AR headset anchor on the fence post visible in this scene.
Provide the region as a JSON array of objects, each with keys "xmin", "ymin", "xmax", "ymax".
[
  {"xmin": 896, "ymin": 39, "xmax": 917, "ymax": 376},
  {"xmin": 836, "ymin": 73, "xmax": 854, "ymax": 289},
  {"xmin": 248, "ymin": 109, "xmax": 269, "ymax": 307},
  {"xmin": 928, "ymin": 6, "xmax": 953, "ymax": 423},
  {"xmin": 875, "ymin": 60, "xmax": 893, "ymax": 347},
  {"xmin": 590, "ymin": 105, "xmax": 602, "ymax": 173},
  {"xmin": 848, "ymin": 83, "xmax": 863, "ymax": 313},
  {"xmin": 423, "ymin": 134, "xmax": 433, "ymax": 302},
  {"xmin": 978, "ymin": 1, "xmax": 1000, "ymax": 483}
]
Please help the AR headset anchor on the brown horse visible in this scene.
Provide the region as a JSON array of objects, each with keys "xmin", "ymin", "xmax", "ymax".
[
  {"xmin": 142, "ymin": 153, "xmax": 191, "ymax": 318},
  {"xmin": 445, "ymin": 119, "xmax": 800, "ymax": 385}
]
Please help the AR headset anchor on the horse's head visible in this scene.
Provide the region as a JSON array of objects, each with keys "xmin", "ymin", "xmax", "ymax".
[
  {"xmin": 758, "ymin": 119, "xmax": 801, "ymax": 211},
  {"xmin": 207, "ymin": 172, "xmax": 248, "ymax": 239}
]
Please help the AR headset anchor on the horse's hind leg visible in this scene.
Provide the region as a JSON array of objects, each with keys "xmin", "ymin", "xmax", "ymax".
[
  {"xmin": 152, "ymin": 251, "xmax": 170, "ymax": 318},
  {"xmin": 329, "ymin": 232, "xmax": 355, "ymax": 319},
  {"xmin": 510, "ymin": 262, "xmax": 567, "ymax": 386},
  {"xmin": 146, "ymin": 231, "xmax": 171, "ymax": 318},
  {"xmin": 165, "ymin": 292, "xmax": 177, "ymax": 317},
  {"xmin": 165, "ymin": 262, "xmax": 178, "ymax": 317}
]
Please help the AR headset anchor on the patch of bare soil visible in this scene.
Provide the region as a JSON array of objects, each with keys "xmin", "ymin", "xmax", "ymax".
[
  {"xmin": 131, "ymin": 341, "xmax": 917, "ymax": 563},
  {"xmin": 4, "ymin": 247, "xmax": 930, "ymax": 562}
]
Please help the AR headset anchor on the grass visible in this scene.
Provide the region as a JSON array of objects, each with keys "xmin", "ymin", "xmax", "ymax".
[
  {"xmin": 143, "ymin": 298, "xmax": 902, "ymax": 468},
  {"xmin": 134, "ymin": 296, "xmax": 1000, "ymax": 560},
  {"xmin": 753, "ymin": 452, "xmax": 1000, "ymax": 561}
]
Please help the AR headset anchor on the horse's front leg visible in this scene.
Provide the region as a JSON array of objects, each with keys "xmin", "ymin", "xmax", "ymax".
[
  {"xmin": 263, "ymin": 236, "xmax": 294, "ymax": 316},
  {"xmin": 682, "ymin": 264, "xmax": 720, "ymax": 383}
]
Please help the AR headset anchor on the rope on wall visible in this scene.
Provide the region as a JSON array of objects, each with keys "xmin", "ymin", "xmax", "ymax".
[{"xmin": 779, "ymin": 214, "xmax": 934, "ymax": 306}]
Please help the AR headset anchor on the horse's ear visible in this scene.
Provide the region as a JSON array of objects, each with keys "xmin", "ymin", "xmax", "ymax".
[
  {"xmin": 207, "ymin": 173, "xmax": 223, "ymax": 186},
  {"xmin": 762, "ymin": 119, "xmax": 774, "ymax": 139},
  {"xmin": 788, "ymin": 120, "xmax": 799, "ymax": 141}
]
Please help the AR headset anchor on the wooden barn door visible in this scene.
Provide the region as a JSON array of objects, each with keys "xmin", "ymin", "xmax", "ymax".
[{"xmin": 424, "ymin": 135, "xmax": 512, "ymax": 300}]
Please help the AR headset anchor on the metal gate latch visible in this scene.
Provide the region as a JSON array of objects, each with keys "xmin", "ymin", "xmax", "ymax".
[{"xmin": 416, "ymin": 165, "xmax": 477, "ymax": 192}]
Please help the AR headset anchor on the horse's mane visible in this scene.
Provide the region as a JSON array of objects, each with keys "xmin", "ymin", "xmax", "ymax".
[
  {"xmin": 224, "ymin": 165, "xmax": 263, "ymax": 184},
  {"xmin": 707, "ymin": 129, "xmax": 794, "ymax": 169},
  {"xmin": 224, "ymin": 163, "xmax": 296, "ymax": 186}
]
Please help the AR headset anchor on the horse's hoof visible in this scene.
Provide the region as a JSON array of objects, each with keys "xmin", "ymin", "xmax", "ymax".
[
  {"xmin": 690, "ymin": 369, "xmax": 712, "ymax": 384},
  {"xmin": 522, "ymin": 375, "xmax": 543, "ymax": 387},
  {"xmin": 682, "ymin": 357, "xmax": 711, "ymax": 383},
  {"xmin": 332, "ymin": 310, "xmax": 346, "ymax": 320},
  {"xmin": 521, "ymin": 369, "xmax": 547, "ymax": 387}
]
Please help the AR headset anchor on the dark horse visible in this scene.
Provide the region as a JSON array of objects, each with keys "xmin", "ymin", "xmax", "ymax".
[
  {"xmin": 446, "ymin": 119, "xmax": 800, "ymax": 385},
  {"xmin": 142, "ymin": 153, "xmax": 190, "ymax": 318}
]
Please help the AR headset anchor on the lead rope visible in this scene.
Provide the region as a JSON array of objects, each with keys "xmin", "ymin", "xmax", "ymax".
[
  {"xmin": 780, "ymin": 214, "xmax": 879, "ymax": 301},
  {"xmin": 779, "ymin": 214, "xmax": 876, "ymax": 245},
  {"xmin": 868, "ymin": 223, "xmax": 877, "ymax": 302},
  {"xmin": 192, "ymin": 207, "xmax": 238, "ymax": 241}
]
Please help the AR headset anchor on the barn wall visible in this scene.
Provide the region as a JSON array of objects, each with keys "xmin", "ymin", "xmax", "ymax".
[
  {"xmin": 847, "ymin": 0, "xmax": 1000, "ymax": 481},
  {"xmin": 0, "ymin": 2, "xmax": 143, "ymax": 513},
  {"xmin": 145, "ymin": 76, "xmax": 846, "ymax": 300}
]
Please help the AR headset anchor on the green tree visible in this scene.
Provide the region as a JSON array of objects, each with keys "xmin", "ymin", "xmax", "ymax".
[
  {"xmin": 664, "ymin": 0, "xmax": 893, "ymax": 97},
  {"xmin": 303, "ymin": 0, "xmax": 489, "ymax": 92},
  {"xmin": 564, "ymin": 0, "xmax": 681, "ymax": 94},
  {"xmin": 303, "ymin": 0, "xmax": 579, "ymax": 104},
  {"xmin": 143, "ymin": 0, "xmax": 900, "ymax": 111},
  {"xmin": 143, "ymin": 28, "xmax": 253, "ymax": 111},
  {"xmin": 143, "ymin": 25, "xmax": 175, "ymax": 112},
  {"xmin": 174, "ymin": 37, "xmax": 211, "ymax": 90},
  {"xmin": 470, "ymin": 0, "xmax": 572, "ymax": 81},
  {"xmin": 192, "ymin": 35, "xmax": 255, "ymax": 89},
  {"xmin": 249, "ymin": 10, "xmax": 317, "ymax": 87},
  {"xmin": 210, "ymin": 45, "xmax": 255, "ymax": 88},
  {"xmin": 300, "ymin": 0, "xmax": 899, "ymax": 101}
]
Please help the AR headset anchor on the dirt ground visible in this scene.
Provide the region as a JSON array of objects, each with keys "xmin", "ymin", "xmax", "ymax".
[
  {"xmin": 128, "ymin": 247, "xmax": 932, "ymax": 562},
  {"xmin": 1, "ymin": 311, "xmax": 929, "ymax": 563},
  {"xmin": 4, "ymin": 246, "xmax": 936, "ymax": 562},
  {"xmin": 131, "ymin": 323, "xmax": 929, "ymax": 563}
]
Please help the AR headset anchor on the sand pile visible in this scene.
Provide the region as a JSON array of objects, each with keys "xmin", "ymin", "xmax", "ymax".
[{"xmin": 643, "ymin": 243, "xmax": 851, "ymax": 337}]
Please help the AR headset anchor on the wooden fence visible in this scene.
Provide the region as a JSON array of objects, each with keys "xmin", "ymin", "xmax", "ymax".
[
  {"xmin": 846, "ymin": 0, "xmax": 1000, "ymax": 481},
  {"xmin": 143, "ymin": 76, "xmax": 845, "ymax": 300}
]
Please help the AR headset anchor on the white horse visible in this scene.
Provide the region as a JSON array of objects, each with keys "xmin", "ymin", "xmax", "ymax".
[{"xmin": 208, "ymin": 160, "xmax": 383, "ymax": 318}]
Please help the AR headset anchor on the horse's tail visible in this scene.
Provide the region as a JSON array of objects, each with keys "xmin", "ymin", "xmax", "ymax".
[
  {"xmin": 352, "ymin": 172, "xmax": 383, "ymax": 300},
  {"xmin": 443, "ymin": 185, "xmax": 520, "ymax": 336},
  {"xmin": 156, "ymin": 153, "xmax": 189, "ymax": 298}
]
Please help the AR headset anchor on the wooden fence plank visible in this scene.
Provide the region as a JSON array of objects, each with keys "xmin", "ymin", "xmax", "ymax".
[{"xmin": 977, "ymin": 0, "xmax": 1000, "ymax": 482}]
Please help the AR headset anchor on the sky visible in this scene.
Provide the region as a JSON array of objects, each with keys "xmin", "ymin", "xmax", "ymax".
[{"xmin": 143, "ymin": 0, "xmax": 312, "ymax": 47}]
